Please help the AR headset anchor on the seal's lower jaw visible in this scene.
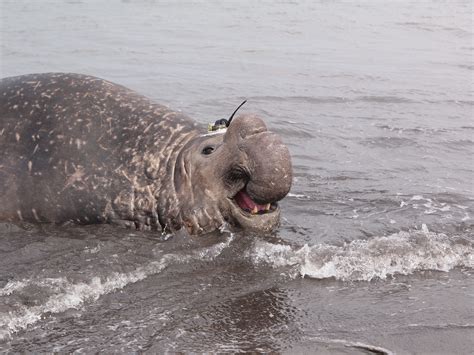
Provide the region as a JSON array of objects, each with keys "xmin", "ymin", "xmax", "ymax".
[{"xmin": 227, "ymin": 189, "xmax": 281, "ymax": 233}]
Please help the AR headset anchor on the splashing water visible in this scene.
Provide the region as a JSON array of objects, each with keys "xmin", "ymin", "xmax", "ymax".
[
  {"xmin": 0, "ymin": 233, "xmax": 234, "ymax": 340},
  {"xmin": 249, "ymin": 226, "xmax": 473, "ymax": 281}
]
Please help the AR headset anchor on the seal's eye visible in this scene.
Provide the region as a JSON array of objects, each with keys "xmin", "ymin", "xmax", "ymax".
[{"xmin": 202, "ymin": 145, "xmax": 215, "ymax": 155}]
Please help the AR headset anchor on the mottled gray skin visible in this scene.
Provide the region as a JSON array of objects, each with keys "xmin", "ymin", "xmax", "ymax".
[{"xmin": 0, "ymin": 73, "xmax": 292, "ymax": 235}]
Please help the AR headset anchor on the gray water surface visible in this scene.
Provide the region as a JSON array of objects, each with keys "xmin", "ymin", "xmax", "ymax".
[{"xmin": 1, "ymin": 0, "xmax": 473, "ymax": 353}]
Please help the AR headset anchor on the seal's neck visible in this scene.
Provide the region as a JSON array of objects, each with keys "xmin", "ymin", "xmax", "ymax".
[{"xmin": 152, "ymin": 130, "xmax": 199, "ymax": 232}]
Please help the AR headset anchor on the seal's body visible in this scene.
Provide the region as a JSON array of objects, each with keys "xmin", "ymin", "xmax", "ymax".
[{"xmin": 0, "ymin": 73, "xmax": 292, "ymax": 235}]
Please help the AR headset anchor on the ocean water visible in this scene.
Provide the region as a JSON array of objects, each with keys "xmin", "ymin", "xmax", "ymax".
[{"xmin": 0, "ymin": 0, "xmax": 473, "ymax": 353}]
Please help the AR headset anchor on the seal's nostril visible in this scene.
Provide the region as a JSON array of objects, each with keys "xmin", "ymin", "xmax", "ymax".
[{"xmin": 225, "ymin": 165, "xmax": 250, "ymax": 186}]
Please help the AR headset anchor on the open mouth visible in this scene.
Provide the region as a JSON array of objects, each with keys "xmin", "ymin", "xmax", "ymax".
[{"xmin": 232, "ymin": 188, "xmax": 278, "ymax": 215}]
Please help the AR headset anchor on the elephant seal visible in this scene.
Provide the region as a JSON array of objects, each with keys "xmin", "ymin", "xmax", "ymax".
[{"xmin": 0, "ymin": 73, "xmax": 292, "ymax": 235}]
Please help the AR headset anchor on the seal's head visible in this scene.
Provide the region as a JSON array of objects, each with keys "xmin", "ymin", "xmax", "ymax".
[{"xmin": 172, "ymin": 114, "xmax": 292, "ymax": 235}]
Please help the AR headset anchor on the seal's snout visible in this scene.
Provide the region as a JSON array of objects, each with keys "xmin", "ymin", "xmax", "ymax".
[
  {"xmin": 244, "ymin": 133, "xmax": 292, "ymax": 204},
  {"xmin": 224, "ymin": 114, "xmax": 292, "ymax": 215}
]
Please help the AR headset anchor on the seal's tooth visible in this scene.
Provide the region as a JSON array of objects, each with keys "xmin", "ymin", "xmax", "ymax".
[{"xmin": 251, "ymin": 206, "xmax": 258, "ymax": 214}]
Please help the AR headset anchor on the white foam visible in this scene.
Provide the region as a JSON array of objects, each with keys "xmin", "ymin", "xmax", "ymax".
[
  {"xmin": 0, "ymin": 259, "xmax": 170, "ymax": 340},
  {"xmin": 0, "ymin": 233, "xmax": 234, "ymax": 340},
  {"xmin": 0, "ymin": 278, "xmax": 69, "ymax": 296},
  {"xmin": 288, "ymin": 192, "xmax": 311, "ymax": 200},
  {"xmin": 249, "ymin": 228, "xmax": 473, "ymax": 281},
  {"xmin": 399, "ymin": 195, "xmax": 464, "ymax": 218}
]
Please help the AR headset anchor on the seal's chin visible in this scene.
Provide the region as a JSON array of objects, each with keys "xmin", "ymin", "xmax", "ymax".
[{"xmin": 227, "ymin": 187, "xmax": 281, "ymax": 233}]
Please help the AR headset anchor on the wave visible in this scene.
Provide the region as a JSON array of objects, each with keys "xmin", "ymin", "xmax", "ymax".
[
  {"xmin": 248, "ymin": 226, "xmax": 473, "ymax": 281},
  {"xmin": 0, "ymin": 260, "xmax": 168, "ymax": 340},
  {"xmin": 250, "ymin": 95, "xmax": 417, "ymax": 104},
  {"xmin": 360, "ymin": 136, "xmax": 418, "ymax": 148},
  {"xmin": 0, "ymin": 233, "xmax": 233, "ymax": 340},
  {"xmin": 395, "ymin": 22, "xmax": 472, "ymax": 38},
  {"xmin": 1, "ymin": 227, "xmax": 471, "ymax": 340},
  {"xmin": 304, "ymin": 336, "xmax": 394, "ymax": 355},
  {"xmin": 248, "ymin": 95, "xmax": 473, "ymax": 107}
]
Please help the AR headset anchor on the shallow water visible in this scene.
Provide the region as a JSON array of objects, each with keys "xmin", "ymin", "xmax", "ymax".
[{"xmin": 1, "ymin": 0, "xmax": 473, "ymax": 353}]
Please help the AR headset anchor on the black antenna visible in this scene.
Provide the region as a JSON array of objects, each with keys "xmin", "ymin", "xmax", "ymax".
[{"xmin": 226, "ymin": 100, "xmax": 247, "ymax": 127}]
